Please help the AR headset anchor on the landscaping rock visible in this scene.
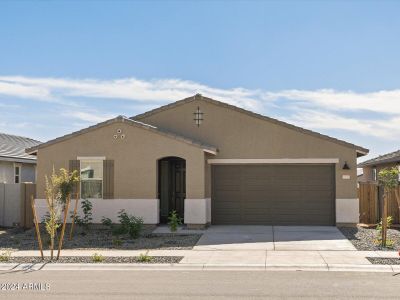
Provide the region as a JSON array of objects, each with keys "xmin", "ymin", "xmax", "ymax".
[
  {"xmin": 4, "ymin": 256, "xmax": 183, "ymax": 264},
  {"xmin": 339, "ymin": 226, "xmax": 400, "ymax": 251},
  {"xmin": 0, "ymin": 227, "xmax": 201, "ymax": 251},
  {"xmin": 367, "ymin": 257, "xmax": 400, "ymax": 265}
]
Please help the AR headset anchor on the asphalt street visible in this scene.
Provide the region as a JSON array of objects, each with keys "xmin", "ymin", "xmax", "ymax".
[{"xmin": 1, "ymin": 270, "xmax": 400, "ymax": 299}]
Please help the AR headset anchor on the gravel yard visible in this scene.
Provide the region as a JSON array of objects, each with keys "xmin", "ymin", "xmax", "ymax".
[
  {"xmin": 339, "ymin": 226, "xmax": 400, "ymax": 251},
  {"xmin": 367, "ymin": 257, "xmax": 400, "ymax": 265},
  {"xmin": 1, "ymin": 256, "xmax": 183, "ymax": 264},
  {"xmin": 0, "ymin": 226, "xmax": 202, "ymax": 251}
]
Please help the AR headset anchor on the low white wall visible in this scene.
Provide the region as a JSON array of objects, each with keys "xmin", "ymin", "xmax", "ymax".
[
  {"xmin": 336, "ymin": 198, "xmax": 359, "ymax": 224},
  {"xmin": 184, "ymin": 198, "xmax": 210, "ymax": 224},
  {"xmin": 206, "ymin": 198, "xmax": 211, "ymax": 223},
  {"xmin": 34, "ymin": 198, "xmax": 160, "ymax": 224}
]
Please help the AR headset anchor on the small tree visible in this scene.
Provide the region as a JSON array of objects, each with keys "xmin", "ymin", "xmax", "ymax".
[
  {"xmin": 378, "ymin": 167, "xmax": 400, "ymax": 247},
  {"xmin": 56, "ymin": 168, "xmax": 79, "ymax": 205},
  {"xmin": 44, "ymin": 168, "xmax": 79, "ymax": 260},
  {"xmin": 44, "ymin": 168, "xmax": 61, "ymax": 259}
]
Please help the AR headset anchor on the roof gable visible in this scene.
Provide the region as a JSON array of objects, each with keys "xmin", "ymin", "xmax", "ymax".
[
  {"xmin": 26, "ymin": 116, "xmax": 217, "ymax": 155},
  {"xmin": 358, "ymin": 150, "xmax": 400, "ymax": 167},
  {"xmin": 132, "ymin": 94, "xmax": 369, "ymax": 156}
]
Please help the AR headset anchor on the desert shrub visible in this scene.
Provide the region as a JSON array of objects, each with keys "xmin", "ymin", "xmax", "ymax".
[
  {"xmin": 137, "ymin": 250, "xmax": 152, "ymax": 263},
  {"xmin": 0, "ymin": 251, "xmax": 11, "ymax": 262},
  {"xmin": 168, "ymin": 210, "xmax": 182, "ymax": 232},
  {"xmin": 72, "ymin": 199, "xmax": 93, "ymax": 230},
  {"xmin": 112, "ymin": 239, "xmax": 123, "ymax": 247},
  {"xmin": 92, "ymin": 253, "xmax": 104, "ymax": 263},
  {"xmin": 115, "ymin": 209, "xmax": 144, "ymax": 239},
  {"xmin": 376, "ymin": 216, "xmax": 393, "ymax": 233},
  {"xmin": 101, "ymin": 217, "xmax": 113, "ymax": 229}
]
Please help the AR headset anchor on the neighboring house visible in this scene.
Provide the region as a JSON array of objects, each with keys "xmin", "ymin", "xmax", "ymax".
[
  {"xmin": 358, "ymin": 150, "xmax": 400, "ymax": 182},
  {"xmin": 26, "ymin": 94, "xmax": 368, "ymax": 227},
  {"xmin": 0, "ymin": 133, "xmax": 41, "ymax": 184}
]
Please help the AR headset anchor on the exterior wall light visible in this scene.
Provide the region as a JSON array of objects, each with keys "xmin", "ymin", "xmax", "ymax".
[{"xmin": 342, "ymin": 161, "xmax": 350, "ymax": 170}]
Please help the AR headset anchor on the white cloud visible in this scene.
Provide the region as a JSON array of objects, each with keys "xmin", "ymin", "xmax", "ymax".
[
  {"xmin": 0, "ymin": 75, "xmax": 399, "ymax": 145},
  {"xmin": 0, "ymin": 76, "xmax": 263, "ymax": 111},
  {"xmin": 65, "ymin": 111, "xmax": 116, "ymax": 123},
  {"xmin": 264, "ymin": 89, "xmax": 400, "ymax": 115},
  {"xmin": 0, "ymin": 80, "xmax": 51, "ymax": 100},
  {"xmin": 287, "ymin": 109, "xmax": 400, "ymax": 140}
]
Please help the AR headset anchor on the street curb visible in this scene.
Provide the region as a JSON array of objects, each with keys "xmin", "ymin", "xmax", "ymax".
[{"xmin": 0, "ymin": 263, "xmax": 398, "ymax": 272}]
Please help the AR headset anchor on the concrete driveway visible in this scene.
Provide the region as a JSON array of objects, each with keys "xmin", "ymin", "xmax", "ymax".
[{"xmin": 193, "ymin": 225, "xmax": 355, "ymax": 251}]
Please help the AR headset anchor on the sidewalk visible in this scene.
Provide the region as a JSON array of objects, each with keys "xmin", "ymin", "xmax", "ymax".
[{"xmin": 2, "ymin": 249, "xmax": 399, "ymax": 272}]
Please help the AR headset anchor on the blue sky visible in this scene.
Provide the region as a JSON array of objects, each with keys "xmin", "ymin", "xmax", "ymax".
[{"xmin": 1, "ymin": 1, "xmax": 400, "ymax": 161}]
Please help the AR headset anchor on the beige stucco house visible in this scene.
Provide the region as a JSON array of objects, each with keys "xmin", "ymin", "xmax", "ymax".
[
  {"xmin": 358, "ymin": 150, "xmax": 400, "ymax": 182},
  {"xmin": 27, "ymin": 94, "xmax": 368, "ymax": 227}
]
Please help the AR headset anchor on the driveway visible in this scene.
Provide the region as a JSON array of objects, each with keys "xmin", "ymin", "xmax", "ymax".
[{"xmin": 193, "ymin": 225, "xmax": 356, "ymax": 251}]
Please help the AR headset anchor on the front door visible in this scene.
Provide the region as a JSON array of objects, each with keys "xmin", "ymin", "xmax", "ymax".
[
  {"xmin": 158, "ymin": 157, "xmax": 186, "ymax": 223},
  {"xmin": 171, "ymin": 159, "xmax": 186, "ymax": 219}
]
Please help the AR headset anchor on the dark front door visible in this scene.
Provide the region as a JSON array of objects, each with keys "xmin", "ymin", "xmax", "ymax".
[
  {"xmin": 159, "ymin": 157, "xmax": 186, "ymax": 223},
  {"xmin": 171, "ymin": 160, "xmax": 186, "ymax": 219}
]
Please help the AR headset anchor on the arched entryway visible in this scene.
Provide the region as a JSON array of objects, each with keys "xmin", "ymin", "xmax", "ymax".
[{"xmin": 158, "ymin": 157, "xmax": 186, "ymax": 223}]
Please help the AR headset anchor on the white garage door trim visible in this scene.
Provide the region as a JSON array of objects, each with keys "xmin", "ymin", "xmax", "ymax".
[{"xmin": 208, "ymin": 158, "xmax": 339, "ymax": 164}]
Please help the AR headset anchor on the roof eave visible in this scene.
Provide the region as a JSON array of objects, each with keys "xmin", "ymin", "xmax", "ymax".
[
  {"xmin": 358, "ymin": 156, "xmax": 400, "ymax": 168},
  {"xmin": 0, "ymin": 156, "xmax": 37, "ymax": 164},
  {"xmin": 356, "ymin": 148, "xmax": 369, "ymax": 158}
]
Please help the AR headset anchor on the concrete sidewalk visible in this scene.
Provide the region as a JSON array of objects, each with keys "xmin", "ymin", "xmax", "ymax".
[{"xmin": 6, "ymin": 249, "xmax": 400, "ymax": 271}]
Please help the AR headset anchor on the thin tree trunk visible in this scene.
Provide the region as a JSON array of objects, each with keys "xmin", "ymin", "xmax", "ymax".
[
  {"xmin": 57, "ymin": 196, "xmax": 70, "ymax": 260},
  {"xmin": 395, "ymin": 187, "xmax": 400, "ymax": 221},
  {"xmin": 50, "ymin": 237, "xmax": 54, "ymax": 260},
  {"xmin": 382, "ymin": 191, "xmax": 388, "ymax": 247},
  {"xmin": 31, "ymin": 196, "xmax": 44, "ymax": 259},
  {"xmin": 69, "ymin": 191, "xmax": 80, "ymax": 240}
]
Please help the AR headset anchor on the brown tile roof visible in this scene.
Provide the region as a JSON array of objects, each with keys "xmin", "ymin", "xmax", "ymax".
[
  {"xmin": 26, "ymin": 116, "xmax": 217, "ymax": 155},
  {"xmin": 132, "ymin": 94, "xmax": 369, "ymax": 156},
  {"xmin": 358, "ymin": 150, "xmax": 400, "ymax": 167}
]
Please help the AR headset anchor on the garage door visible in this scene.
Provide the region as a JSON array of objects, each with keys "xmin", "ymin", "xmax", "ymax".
[{"xmin": 211, "ymin": 165, "xmax": 335, "ymax": 225}]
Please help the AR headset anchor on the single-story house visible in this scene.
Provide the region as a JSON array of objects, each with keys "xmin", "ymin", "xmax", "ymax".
[
  {"xmin": 0, "ymin": 132, "xmax": 41, "ymax": 184},
  {"xmin": 358, "ymin": 150, "xmax": 400, "ymax": 182},
  {"xmin": 26, "ymin": 94, "xmax": 368, "ymax": 227}
]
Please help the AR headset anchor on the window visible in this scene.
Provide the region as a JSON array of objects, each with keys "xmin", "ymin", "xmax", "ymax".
[
  {"xmin": 372, "ymin": 168, "xmax": 377, "ymax": 181},
  {"xmin": 80, "ymin": 160, "xmax": 103, "ymax": 199},
  {"xmin": 14, "ymin": 165, "xmax": 21, "ymax": 183}
]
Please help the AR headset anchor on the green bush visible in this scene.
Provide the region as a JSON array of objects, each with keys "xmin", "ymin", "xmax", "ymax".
[
  {"xmin": 376, "ymin": 216, "xmax": 393, "ymax": 233},
  {"xmin": 112, "ymin": 239, "xmax": 123, "ymax": 247},
  {"xmin": 72, "ymin": 199, "xmax": 93, "ymax": 230},
  {"xmin": 92, "ymin": 253, "xmax": 104, "ymax": 263},
  {"xmin": 115, "ymin": 209, "xmax": 144, "ymax": 239},
  {"xmin": 0, "ymin": 251, "xmax": 11, "ymax": 262},
  {"xmin": 138, "ymin": 251, "xmax": 152, "ymax": 263},
  {"xmin": 168, "ymin": 210, "xmax": 182, "ymax": 232},
  {"xmin": 101, "ymin": 217, "xmax": 112, "ymax": 228}
]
